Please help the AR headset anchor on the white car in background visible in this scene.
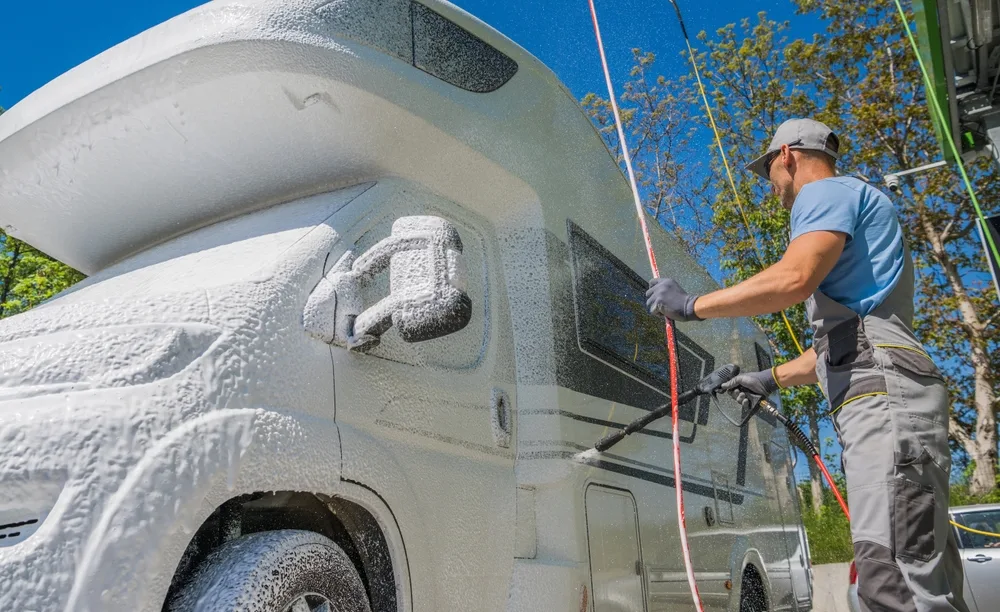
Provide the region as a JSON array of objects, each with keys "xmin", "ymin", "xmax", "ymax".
[
  {"xmin": 848, "ymin": 503, "xmax": 1000, "ymax": 612},
  {"xmin": 951, "ymin": 504, "xmax": 1000, "ymax": 611}
]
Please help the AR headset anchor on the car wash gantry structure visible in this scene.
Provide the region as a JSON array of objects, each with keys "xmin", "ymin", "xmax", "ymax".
[
  {"xmin": 908, "ymin": 0, "xmax": 1000, "ymax": 286},
  {"xmin": 914, "ymin": 0, "xmax": 1000, "ymax": 167}
]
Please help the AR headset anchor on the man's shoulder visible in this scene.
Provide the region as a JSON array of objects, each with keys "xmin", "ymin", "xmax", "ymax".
[
  {"xmin": 825, "ymin": 176, "xmax": 898, "ymax": 203},
  {"xmin": 815, "ymin": 176, "xmax": 867, "ymax": 195},
  {"xmin": 805, "ymin": 177, "xmax": 898, "ymax": 214},
  {"xmin": 794, "ymin": 177, "xmax": 864, "ymax": 213}
]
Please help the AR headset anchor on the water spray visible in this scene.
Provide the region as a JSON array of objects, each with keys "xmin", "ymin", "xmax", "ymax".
[
  {"xmin": 661, "ymin": 0, "xmax": 852, "ymax": 524},
  {"xmin": 709, "ymin": 391, "xmax": 852, "ymax": 521},
  {"xmin": 754, "ymin": 398, "xmax": 851, "ymax": 520},
  {"xmin": 585, "ymin": 1, "xmax": 851, "ymax": 607},
  {"xmin": 714, "ymin": 393, "xmax": 851, "ymax": 520}
]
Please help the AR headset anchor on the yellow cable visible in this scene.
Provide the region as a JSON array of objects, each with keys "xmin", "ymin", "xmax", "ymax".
[
  {"xmin": 951, "ymin": 521, "xmax": 1000, "ymax": 539},
  {"xmin": 681, "ymin": 37, "xmax": 806, "ymax": 355}
]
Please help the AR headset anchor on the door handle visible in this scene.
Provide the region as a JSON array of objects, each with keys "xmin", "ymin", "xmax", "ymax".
[
  {"xmin": 490, "ymin": 388, "xmax": 511, "ymax": 448},
  {"xmin": 967, "ymin": 554, "xmax": 992, "ymax": 563}
]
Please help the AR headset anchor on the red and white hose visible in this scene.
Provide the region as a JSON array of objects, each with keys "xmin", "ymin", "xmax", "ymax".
[{"xmin": 586, "ymin": 2, "xmax": 704, "ymax": 610}]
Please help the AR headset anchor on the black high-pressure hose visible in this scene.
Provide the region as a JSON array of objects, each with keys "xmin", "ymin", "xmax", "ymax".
[
  {"xmin": 756, "ymin": 399, "xmax": 851, "ymax": 519},
  {"xmin": 755, "ymin": 399, "xmax": 817, "ymax": 455}
]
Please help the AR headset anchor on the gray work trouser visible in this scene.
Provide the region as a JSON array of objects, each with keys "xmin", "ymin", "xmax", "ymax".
[{"xmin": 820, "ymin": 322, "xmax": 968, "ymax": 612}]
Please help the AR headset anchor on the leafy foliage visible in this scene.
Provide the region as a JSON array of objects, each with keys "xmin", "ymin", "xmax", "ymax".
[
  {"xmin": 800, "ymin": 493, "xmax": 854, "ymax": 563},
  {"xmin": 0, "ymin": 237, "xmax": 85, "ymax": 317},
  {"xmin": 951, "ymin": 462, "xmax": 1000, "ymax": 506},
  {"xmin": 0, "ymin": 105, "xmax": 84, "ymax": 319}
]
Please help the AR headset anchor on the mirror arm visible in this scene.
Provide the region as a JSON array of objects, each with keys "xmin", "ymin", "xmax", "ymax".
[{"xmin": 349, "ymin": 234, "xmax": 432, "ymax": 281}]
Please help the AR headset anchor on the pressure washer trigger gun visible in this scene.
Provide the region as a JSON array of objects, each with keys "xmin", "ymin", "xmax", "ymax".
[{"xmin": 700, "ymin": 363, "xmax": 740, "ymax": 398}]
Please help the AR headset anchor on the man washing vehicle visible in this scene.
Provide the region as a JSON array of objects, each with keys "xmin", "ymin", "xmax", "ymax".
[{"xmin": 647, "ymin": 118, "xmax": 968, "ymax": 612}]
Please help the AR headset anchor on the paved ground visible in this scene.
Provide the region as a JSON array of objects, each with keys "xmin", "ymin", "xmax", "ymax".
[{"xmin": 810, "ymin": 563, "xmax": 852, "ymax": 612}]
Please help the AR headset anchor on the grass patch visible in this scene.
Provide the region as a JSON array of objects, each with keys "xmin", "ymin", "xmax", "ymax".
[
  {"xmin": 802, "ymin": 505, "xmax": 854, "ymax": 564},
  {"xmin": 950, "ymin": 485, "xmax": 1000, "ymax": 507}
]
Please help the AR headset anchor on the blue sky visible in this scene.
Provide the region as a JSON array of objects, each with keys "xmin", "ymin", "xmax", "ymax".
[
  {"xmin": 0, "ymin": 0, "xmax": 814, "ymax": 108},
  {"xmin": 1, "ymin": 0, "xmax": 837, "ymax": 482}
]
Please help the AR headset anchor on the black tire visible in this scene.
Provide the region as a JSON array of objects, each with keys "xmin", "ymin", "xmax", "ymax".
[
  {"xmin": 739, "ymin": 569, "xmax": 768, "ymax": 612},
  {"xmin": 167, "ymin": 529, "xmax": 372, "ymax": 612}
]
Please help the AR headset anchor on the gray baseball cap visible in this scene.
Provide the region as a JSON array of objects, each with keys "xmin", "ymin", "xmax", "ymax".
[{"xmin": 746, "ymin": 118, "xmax": 841, "ymax": 180}]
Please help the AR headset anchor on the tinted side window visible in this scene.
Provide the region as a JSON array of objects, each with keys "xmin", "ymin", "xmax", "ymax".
[
  {"xmin": 411, "ymin": 3, "xmax": 519, "ymax": 93},
  {"xmin": 568, "ymin": 221, "xmax": 712, "ymax": 423},
  {"xmin": 755, "ymin": 342, "xmax": 773, "ymax": 370},
  {"xmin": 954, "ymin": 510, "xmax": 1000, "ymax": 549},
  {"xmin": 313, "ymin": 1, "xmax": 518, "ymax": 93}
]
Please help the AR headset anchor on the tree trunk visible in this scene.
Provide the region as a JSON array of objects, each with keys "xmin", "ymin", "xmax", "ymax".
[
  {"xmin": 920, "ymin": 214, "xmax": 998, "ymax": 495},
  {"xmin": 808, "ymin": 410, "xmax": 824, "ymax": 513},
  {"xmin": 969, "ymin": 347, "xmax": 998, "ymax": 492}
]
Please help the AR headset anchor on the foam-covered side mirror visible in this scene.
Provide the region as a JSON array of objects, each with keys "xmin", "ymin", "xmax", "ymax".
[
  {"xmin": 385, "ymin": 216, "xmax": 472, "ymax": 342},
  {"xmin": 304, "ymin": 216, "xmax": 472, "ymax": 351}
]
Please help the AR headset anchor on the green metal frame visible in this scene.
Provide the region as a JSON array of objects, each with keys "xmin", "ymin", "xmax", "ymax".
[{"xmin": 912, "ymin": 0, "xmax": 957, "ymax": 160}]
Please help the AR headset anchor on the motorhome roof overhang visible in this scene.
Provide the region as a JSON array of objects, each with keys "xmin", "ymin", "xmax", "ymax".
[{"xmin": 0, "ymin": 0, "xmax": 629, "ymax": 275}]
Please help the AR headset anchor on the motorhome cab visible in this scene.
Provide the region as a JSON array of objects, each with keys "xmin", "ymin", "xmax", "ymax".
[{"xmin": 0, "ymin": 0, "xmax": 812, "ymax": 610}]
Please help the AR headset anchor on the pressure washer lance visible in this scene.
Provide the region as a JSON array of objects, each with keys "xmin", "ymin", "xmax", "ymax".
[{"xmin": 592, "ymin": 363, "xmax": 741, "ymax": 453}]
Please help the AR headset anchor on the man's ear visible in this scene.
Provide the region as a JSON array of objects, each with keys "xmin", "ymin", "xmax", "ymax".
[{"xmin": 781, "ymin": 144, "xmax": 794, "ymax": 172}]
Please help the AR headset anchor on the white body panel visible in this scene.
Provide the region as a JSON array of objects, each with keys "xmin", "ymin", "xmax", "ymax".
[{"xmin": 0, "ymin": 1, "xmax": 812, "ymax": 611}]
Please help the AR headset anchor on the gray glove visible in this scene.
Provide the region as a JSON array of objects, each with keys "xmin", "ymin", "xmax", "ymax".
[
  {"xmin": 646, "ymin": 277, "xmax": 703, "ymax": 322},
  {"xmin": 720, "ymin": 369, "xmax": 779, "ymax": 411}
]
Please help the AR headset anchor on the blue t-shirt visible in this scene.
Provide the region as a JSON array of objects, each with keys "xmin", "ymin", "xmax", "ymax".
[{"xmin": 790, "ymin": 176, "xmax": 904, "ymax": 316}]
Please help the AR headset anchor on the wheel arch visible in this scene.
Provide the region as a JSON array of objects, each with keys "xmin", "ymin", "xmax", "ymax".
[
  {"xmin": 163, "ymin": 487, "xmax": 407, "ymax": 612},
  {"xmin": 64, "ymin": 409, "xmax": 411, "ymax": 612},
  {"xmin": 730, "ymin": 548, "xmax": 771, "ymax": 612}
]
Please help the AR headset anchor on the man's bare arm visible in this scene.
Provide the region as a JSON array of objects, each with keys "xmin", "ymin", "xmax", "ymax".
[
  {"xmin": 774, "ymin": 347, "xmax": 819, "ymax": 387},
  {"xmin": 693, "ymin": 230, "xmax": 847, "ymax": 319}
]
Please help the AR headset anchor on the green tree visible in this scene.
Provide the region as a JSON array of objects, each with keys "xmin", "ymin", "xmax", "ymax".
[{"xmin": 0, "ymin": 105, "xmax": 84, "ymax": 318}]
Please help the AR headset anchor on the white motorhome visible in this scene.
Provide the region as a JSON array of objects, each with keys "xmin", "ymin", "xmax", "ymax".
[{"xmin": 0, "ymin": 1, "xmax": 812, "ymax": 610}]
